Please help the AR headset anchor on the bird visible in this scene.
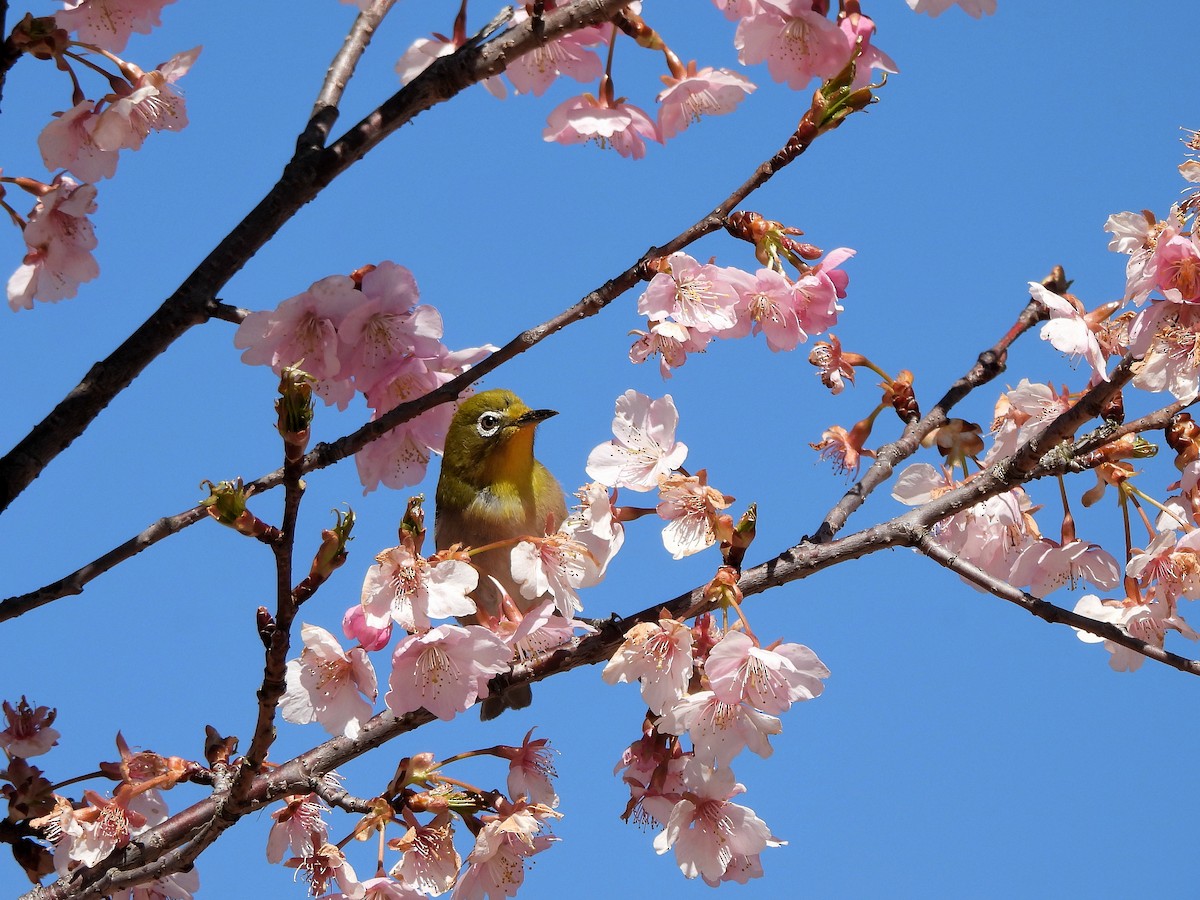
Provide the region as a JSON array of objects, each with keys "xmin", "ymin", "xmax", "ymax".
[{"xmin": 435, "ymin": 388, "xmax": 568, "ymax": 718}]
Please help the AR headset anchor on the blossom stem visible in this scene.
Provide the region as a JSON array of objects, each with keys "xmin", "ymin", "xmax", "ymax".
[
  {"xmin": 1056, "ymin": 474, "xmax": 1077, "ymax": 544},
  {"xmin": 49, "ymin": 769, "xmax": 105, "ymax": 791},
  {"xmin": 1126, "ymin": 484, "xmax": 1195, "ymax": 532}
]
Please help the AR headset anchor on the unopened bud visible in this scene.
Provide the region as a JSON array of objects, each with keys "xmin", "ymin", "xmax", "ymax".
[
  {"xmin": 276, "ymin": 367, "xmax": 314, "ymax": 462},
  {"xmin": 311, "ymin": 508, "xmax": 355, "ymax": 580},
  {"xmin": 705, "ymin": 566, "xmax": 744, "ymax": 609},
  {"xmin": 200, "ymin": 478, "xmax": 276, "ymax": 540},
  {"xmin": 400, "ymin": 495, "xmax": 426, "ymax": 554},
  {"xmin": 1100, "ymin": 390, "xmax": 1125, "ymax": 424},
  {"xmin": 203, "ymin": 725, "xmax": 238, "ymax": 769}
]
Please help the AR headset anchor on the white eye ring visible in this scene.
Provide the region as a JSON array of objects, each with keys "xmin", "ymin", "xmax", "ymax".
[{"xmin": 476, "ymin": 411, "xmax": 503, "ymax": 438}]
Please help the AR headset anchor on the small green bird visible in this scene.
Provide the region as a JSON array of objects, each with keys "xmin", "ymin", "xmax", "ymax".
[
  {"xmin": 435, "ymin": 389, "xmax": 568, "ymax": 718},
  {"xmin": 435, "ymin": 388, "xmax": 568, "ymax": 611}
]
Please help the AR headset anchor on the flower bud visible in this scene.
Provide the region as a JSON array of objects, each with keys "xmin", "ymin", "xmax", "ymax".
[{"xmin": 310, "ymin": 508, "xmax": 355, "ymax": 581}]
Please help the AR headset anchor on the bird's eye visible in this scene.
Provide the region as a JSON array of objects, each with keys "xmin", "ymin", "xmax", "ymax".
[{"xmin": 476, "ymin": 411, "xmax": 503, "ymax": 438}]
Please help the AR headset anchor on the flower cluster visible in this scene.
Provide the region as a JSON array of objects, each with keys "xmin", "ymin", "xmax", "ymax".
[
  {"xmin": 234, "ymin": 262, "xmax": 495, "ymax": 491},
  {"xmin": 4, "ymin": 4, "xmax": 195, "ymax": 309},
  {"xmin": 604, "ymin": 612, "xmax": 829, "ymax": 884},
  {"xmin": 628, "ymin": 249, "xmax": 852, "ymax": 378}
]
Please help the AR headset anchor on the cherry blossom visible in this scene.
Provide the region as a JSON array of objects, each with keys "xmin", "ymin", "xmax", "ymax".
[
  {"xmin": 388, "ymin": 813, "xmax": 461, "ymax": 897},
  {"xmin": 586, "ymin": 390, "xmax": 688, "ymax": 491},
  {"xmin": 0, "ymin": 697, "xmax": 60, "ymax": 758},
  {"xmin": 280, "ymin": 624, "xmax": 378, "ymax": 739},
  {"xmin": 602, "ymin": 618, "xmax": 695, "ymax": 714},
  {"xmin": 510, "ymin": 532, "xmax": 599, "ymax": 616},
  {"xmin": 7, "ymin": 176, "xmax": 99, "ymax": 310},
  {"xmin": 1028, "ymin": 282, "xmax": 1110, "ymax": 381},
  {"xmin": 343, "ymin": 602, "xmax": 393, "ymax": 652},
  {"xmin": 385, "ymin": 624, "xmax": 511, "ymax": 721},
  {"xmin": 288, "ymin": 842, "xmax": 364, "ymax": 900},
  {"xmin": 1008, "ymin": 538, "xmax": 1121, "ymax": 597},
  {"xmin": 638, "ymin": 253, "xmax": 741, "ymax": 334},
  {"xmin": 628, "ymin": 319, "xmax": 712, "ymax": 378},
  {"xmin": 360, "ymin": 543, "xmax": 478, "ymax": 633},
  {"xmin": 614, "ymin": 737, "xmax": 689, "ymax": 827},
  {"xmin": 499, "ymin": 728, "xmax": 559, "ymax": 809},
  {"xmin": 1152, "ymin": 229, "xmax": 1200, "ymax": 303},
  {"xmin": 726, "ymin": 267, "xmax": 809, "ymax": 351},
  {"xmin": 56, "ymin": 0, "xmax": 178, "ymax": 53},
  {"xmin": 234, "ymin": 273, "xmax": 360, "ymax": 403},
  {"xmin": 657, "ymin": 471, "xmax": 733, "ymax": 559},
  {"xmin": 53, "ymin": 786, "xmax": 163, "ymax": 873},
  {"xmin": 266, "ymin": 792, "xmax": 329, "ymax": 864},
  {"xmin": 734, "ymin": 0, "xmax": 853, "ymax": 90},
  {"xmin": 38, "ymin": 100, "xmax": 119, "ymax": 183},
  {"xmin": 657, "ymin": 691, "xmax": 781, "ymax": 766},
  {"xmin": 505, "ymin": 9, "xmax": 604, "ymax": 96},
  {"xmin": 1073, "ymin": 595, "xmax": 1198, "ymax": 672},
  {"xmin": 543, "ymin": 92, "xmax": 659, "ymax": 159},
  {"xmin": 456, "ymin": 807, "xmax": 559, "ymax": 900},
  {"xmin": 92, "ymin": 47, "xmax": 200, "ymax": 153},
  {"xmin": 656, "ymin": 64, "xmax": 755, "ymax": 140},
  {"xmin": 336, "ymin": 262, "xmax": 444, "ymax": 395},
  {"xmin": 562, "ymin": 481, "xmax": 625, "ymax": 576},
  {"xmin": 653, "ymin": 760, "xmax": 782, "ymax": 883},
  {"xmin": 808, "ymin": 335, "xmax": 856, "ymax": 394},
  {"xmin": 704, "ymin": 631, "xmax": 829, "ymax": 714}
]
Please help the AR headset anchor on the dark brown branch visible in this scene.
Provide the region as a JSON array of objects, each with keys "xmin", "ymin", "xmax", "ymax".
[
  {"xmin": 0, "ymin": 0, "xmax": 20, "ymax": 113},
  {"xmin": 0, "ymin": 0, "xmax": 632, "ymax": 517}
]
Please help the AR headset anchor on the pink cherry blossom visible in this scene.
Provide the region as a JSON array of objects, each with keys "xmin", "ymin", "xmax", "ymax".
[
  {"xmin": 342, "ymin": 603, "xmax": 392, "ymax": 652},
  {"xmin": 1151, "ymin": 231, "xmax": 1200, "ymax": 303},
  {"xmin": 53, "ymin": 786, "xmax": 161, "ymax": 873},
  {"xmin": 280, "ymin": 624, "xmax": 378, "ymax": 739},
  {"xmin": 1028, "ymin": 282, "xmax": 1110, "ymax": 381},
  {"xmin": 629, "ymin": 319, "xmax": 712, "ymax": 378},
  {"xmin": 614, "ymin": 737, "xmax": 689, "ymax": 827},
  {"xmin": 92, "ymin": 47, "xmax": 200, "ymax": 152},
  {"xmin": 0, "ymin": 697, "xmax": 60, "ymax": 758},
  {"xmin": 385, "ymin": 624, "xmax": 511, "ymax": 721},
  {"xmin": 336, "ymin": 263, "xmax": 444, "ymax": 393},
  {"xmin": 657, "ymin": 470, "xmax": 733, "ymax": 559},
  {"xmin": 562, "ymin": 481, "xmax": 625, "ymax": 576},
  {"xmin": 360, "ymin": 543, "xmax": 478, "ymax": 633},
  {"xmin": 601, "ymin": 618, "xmax": 695, "ymax": 714},
  {"xmin": 388, "ymin": 813, "xmax": 461, "ymax": 897},
  {"xmin": 506, "ymin": 9, "xmax": 604, "ymax": 95},
  {"xmin": 704, "ymin": 631, "xmax": 829, "ymax": 714},
  {"xmin": 906, "ymin": 0, "xmax": 997, "ymax": 16},
  {"xmin": 288, "ymin": 843, "xmax": 364, "ymax": 900},
  {"xmin": 657, "ymin": 690, "xmax": 781, "ymax": 766},
  {"xmin": 711, "ymin": 0, "xmax": 758, "ymax": 20},
  {"xmin": 652, "ymin": 760, "xmax": 782, "ymax": 883},
  {"xmin": 7, "ymin": 175, "xmax": 99, "ymax": 310},
  {"xmin": 808, "ymin": 335, "xmax": 855, "ymax": 394},
  {"xmin": 726, "ymin": 267, "xmax": 808, "ymax": 351},
  {"xmin": 586, "ymin": 390, "xmax": 688, "ymax": 491},
  {"xmin": 543, "ymin": 92, "xmax": 659, "ymax": 159},
  {"xmin": 656, "ymin": 65, "xmax": 755, "ymax": 140},
  {"xmin": 510, "ymin": 532, "xmax": 600, "ymax": 616},
  {"xmin": 56, "ymin": 0, "xmax": 177, "ymax": 52},
  {"xmin": 734, "ymin": 1, "xmax": 853, "ymax": 90},
  {"xmin": 1008, "ymin": 538, "xmax": 1121, "ymax": 597},
  {"xmin": 1073, "ymin": 594, "xmax": 1197, "ymax": 672},
  {"xmin": 638, "ymin": 253, "xmax": 741, "ymax": 333},
  {"xmin": 266, "ymin": 792, "xmax": 329, "ymax": 864},
  {"xmin": 38, "ymin": 99, "xmax": 119, "ymax": 182},
  {"xmin": 455, "ymin": 804, "xmax": 560, "ymax": 900},
  {"xmin": 234, "ymin": 274, "xmax": 360, "ymax": 402},
  {"xmin": 500, "ymin": 728, "xmax": 559, "ymax": 809}
]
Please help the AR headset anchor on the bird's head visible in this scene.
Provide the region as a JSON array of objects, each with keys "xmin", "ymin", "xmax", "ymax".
[{"xmin": 440, "ymin": 389, "xmax": 558, "ymax": 489}]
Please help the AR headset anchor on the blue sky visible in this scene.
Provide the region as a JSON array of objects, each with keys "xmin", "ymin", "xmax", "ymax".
[{"xmin": 3, "ymin": 2, "xmax": 1200, "ymax": 898}]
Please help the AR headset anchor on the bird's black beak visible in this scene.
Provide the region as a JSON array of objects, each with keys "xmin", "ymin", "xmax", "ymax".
[{"xmin": 515, "ymin": 408, "xmax": 558, "ymax": 427}]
